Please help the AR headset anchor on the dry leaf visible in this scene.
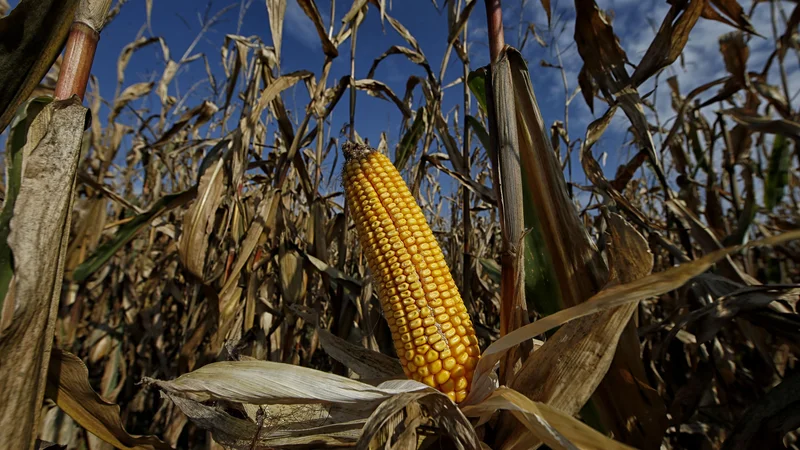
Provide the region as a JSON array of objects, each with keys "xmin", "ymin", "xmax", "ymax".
[
  {"xmin": 46, "ymin": 349, "xmax": 171, "ymax": 450},
  {"xmin": 0, "ymin": 98, "xmax": 88, "ymax": 448}
]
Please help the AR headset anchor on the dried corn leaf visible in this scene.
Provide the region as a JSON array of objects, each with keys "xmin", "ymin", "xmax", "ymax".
[
  {"xmin": 0, "ymin": 98, "xmax": 88, "ymax": 448},
  {"xmin": 631, "ymin": 0, "xmax": 705, "ymax": 86},
  {"xmin": 219, "ymin": 192, "xmax": 278, "ymax": 299},
  {"xmin": 144, "ymin": 360, "xmax": 430, "ymax": 407},
  {"xmin": 317, "ymin": 329, "xmax": 404, "ymax": 380},
  {"xmin": 46, "ymin": 349, "xmax": 171, "ymax": 450},
  {"xmin": 357, "ymin": 390, "xmax": 481, "ymax": 450},
  {"xmin": 508, "ymin": 213, "xmax": 651, "ymax": 406},
  {"xmin": 279, "ymin": 243, "xmax": 305, "ymax": 305},
  {"xmin": 304, "ymin": 251, "xmax": 362, "ymax": 292},
  {"xmin": 505, "ymin": 214, "xmax": 666, "ymax": 448},
  {"xmin": 367, "ymin": 46, "xmax": 434, "ymax": 83},
  {"xmin": 705, "ymin": 0, "xmax": 757, "ymax": 34},
  {"xmin": 445, "ymin": 0, "xmax": 477, "ymax": 46},
  {"xmin": 297, "ymin": 0, "xmax": 338, "ymax": 58},
  {"xmin": 156, "ymin": 60, "xmax": 179, "ymax": 114},
  {"xmin": 722, "ymin": 108, "xmax": 800, "ymax": 138},
  {"xmin": 266, "ymin": 0, "xmax": 286, "ymax": 61},
  {"xmin": 0, "ymin": 96, "xmax": 52, "ymax": 313},
  {"xmin": 178, "ymin": 139, "xmax": 230, "ymax": 280},
  {"xmin": 465, "ymin": 228, "xmax": 800, "ymax": 405},
  {"xmin": 720, "ymin": 370, "xmax": 800, "ymax": 449},
  {"xmin": 110, "ymin": 82, "xmax": 154, "ymax": 122},
  {"xmin": 116, "ymin": 37, "xmax": 161, "ymax": 87},
  {"xmin": 354, "ymin": 79, "xmax": 413, "ymax": 118},
  {"xmin": 153, "ymin": 100, "xmax": 219, "ymax": 147},
  {"xmin": 71, "ymin": 188, "xmax": 197, "ymax": 283},
  {"xmin": 462, "ymin": 387, "xmax": 633, "ymax": 450},
  {"xmin": 165, "ymin": 393, "xmax": 362, "ymax": 449},
  {"xmin": 719, "ymin": 32, "xmax": 750, "ymax": 88}
]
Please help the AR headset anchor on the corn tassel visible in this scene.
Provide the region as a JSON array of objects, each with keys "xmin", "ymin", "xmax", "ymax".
[{"xmin": 342, "ymin": 142, "xmax": 481, "ymax": 403}]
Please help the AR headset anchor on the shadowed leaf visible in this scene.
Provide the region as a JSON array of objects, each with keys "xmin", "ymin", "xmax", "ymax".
[
  {"xmin": 46, "ymin": 349, "xmax": 171, "ymax": 450},
  {"xmin": 0, "ymin": 0, "xmax": 79, "ymax": 134}
]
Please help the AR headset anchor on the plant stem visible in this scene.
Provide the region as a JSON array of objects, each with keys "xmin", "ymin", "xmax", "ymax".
[
  {"xmin": 485, "ymin": 0, "xmax": 505, "ymax": 63},
  {"xmin": 54, "ymin": 22, "xmax": 98, "ymax": 100}
]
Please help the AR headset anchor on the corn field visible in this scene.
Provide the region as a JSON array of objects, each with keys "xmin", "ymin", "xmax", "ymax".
[{"xmin": 0, "ymin": 0, "xmax": 798, "ymax": 449}]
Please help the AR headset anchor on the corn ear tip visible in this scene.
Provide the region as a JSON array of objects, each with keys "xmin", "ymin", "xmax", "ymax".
[{"xmin": 342, "ymin": 140, "xmax": 373, "ymax": 162}]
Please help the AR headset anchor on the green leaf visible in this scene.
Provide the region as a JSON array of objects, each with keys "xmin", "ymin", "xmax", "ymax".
[
  {"xmin": 0, "ymin": 96, "xmax": 53, "ymax": 308},
  {"xmin": 71, "ymin": 189, "xmax": 197, "ymax": 283},
  {"xmin": 521, "ymin": 192, "xmax": 561, "ymax": 318},
  {"xmin": 688, "ymin": 120, "xmax": 709, "ymax": 173},
  {"xmin": 764, "ymin": 133, "xmax": 791, "ymax": 210},
  {"xmin": 0, "ymin": 0, "xmax": 80, "ymax": 134},
  {"xmin": 467, "ymin": 68, "xmax": 488, "ymax": 114},
  {"xmin": 465, "ymin": 114, "xmax": 490, "ymax": 154},
  {"xmin": 479, "ymin": 258, "xmax": 501, "ymax": 285},
  {"xmin": 394, "ymin": 107, "xmax": 425, "ymax": 171}
]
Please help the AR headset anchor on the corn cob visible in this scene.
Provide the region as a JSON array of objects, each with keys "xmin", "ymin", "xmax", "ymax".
[{"xmin": 342, "ymin": 142, "xmax": 481, "ymax": 404}]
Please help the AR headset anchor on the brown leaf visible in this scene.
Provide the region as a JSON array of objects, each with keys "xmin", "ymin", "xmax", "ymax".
[
  {"xmin": 297, "ymin": 0, "xmax": 338, "ymax": 58},
  {"xmin": 466, "ymin": 227, "xmax": 800, "ymax": 405},
  {"xmin": 580, "ymin": 106, "xmax": 657, "ymax": 229},
  {"xmin": 178, "ymin": 140, "xmax": 229, "ymax": 280},
  {"xmin": 631, "ymin": 0, "xmax": 705, "ymax": 86},
  {"xmin": 463, "ymin": 387, "xmax": 635, "ymax": 450},
  {"xmin": 446, "ymin": 0, "xmax": 477, "ymax": 45},
  {"xmin": 705, "ymin": 0, "xmax": 758, "ymax": 34},
  {"xmin": 367, "ymin": 46, "xmax": 434, "ymax": 83},
  {"xmin": 279, "ymin": 243, "xmax": 306, "ymax": 305},
  {"xmin": 153, "ymin": 100, "xmax": 219, "ymax": 147},
  {"xmin": 719, "ymin": 31, "xmax": 750, "ymax": 88},
  {"xmin": 0, "ymin": 98, "xmax": 88, "ymax": 448},
  {"xmin": 540, "ymin": 0, "xmax": 551, "ymax": 24},
  {"xmin": 574, "ymin": 0, "xmax": 670, "ymax": 194},
  {"xmin": 574, "ymin": 0, "xmax": 628, "ymax": 77},
  {"xmin": 317, "ymin": 329, "xmax": 405, "ymax": 380},
  {"xmin": 110, "ymin": 82, "xmax": 154, "ymax": 122},
  {"xmin": 353, "ymin": 79, "xmax": 413, "ymax": 118},
  {"xmin": 156, "ymin": 60, "xmax": 179, "ymax": 114},
  {"xmin": 577, "ymin": 65, "xmax": 597, "ymax": 113},
  {"xmin": 46, "ymin": 349, "xmax": 171, "ymax": 450},
  {"xmin": 722, "ymin": 107, "xmax": 800, "ymax": 138},
  {"xmin": 266, "ymin": 0, "xmax": 286, "ymax": 62},
  {"xmin": 505, "ymin": 214, "xmax": 665, "ymax": 449},
  {"xmin": 357, "ymin": 390, "xmax": 482, "ymax": 450},
  {"xmin": 165, "ymin": 393, "xmax": 362, "ymax": 448}
]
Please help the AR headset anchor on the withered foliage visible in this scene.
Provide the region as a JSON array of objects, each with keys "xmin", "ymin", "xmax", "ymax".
[{"xmin": 2, "ymin": 0, "xmax": 798, "ymax": 449}]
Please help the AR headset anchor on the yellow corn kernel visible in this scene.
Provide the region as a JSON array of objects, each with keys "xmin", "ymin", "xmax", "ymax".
[{"xmin": 342, "ymin": 142, "xmax": 481, "ymax": 403}]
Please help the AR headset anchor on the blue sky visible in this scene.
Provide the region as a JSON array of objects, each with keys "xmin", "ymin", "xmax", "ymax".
[{"xmin": 8, "ymin": 0, "xmax": 799, "ymax": 213}]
